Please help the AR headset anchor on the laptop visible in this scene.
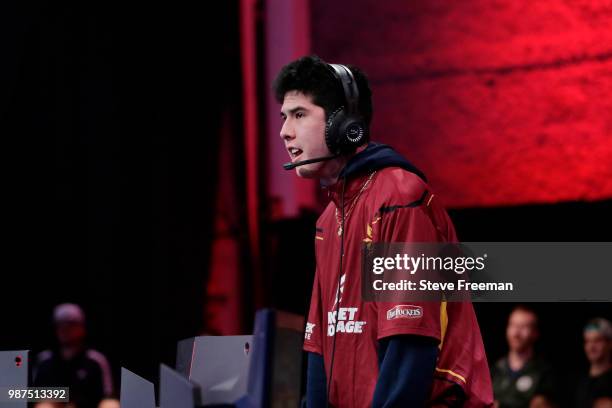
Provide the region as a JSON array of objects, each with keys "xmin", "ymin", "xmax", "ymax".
[
  {"xmin": 120, "ymin": 367, "xmax": 156, "ymax": 408},
  {"xmin": 160, "ymin": 363, "xmax": 200, "ymax": 408},
  {"xmin": 238, "ymin": 310, "xmax": 304, "ymax": 408},
  {"xmin": 0, "ymin": 350, "xmax": 29, "ymax": 408},
  {"xmin": 176, "ymin": 335, "xmax": 252, "ymax": 405}
]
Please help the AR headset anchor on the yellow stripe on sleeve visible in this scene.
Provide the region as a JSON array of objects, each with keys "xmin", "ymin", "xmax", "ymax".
[
  {"xmin": 439, "ymin": 300, "xmax": 448, "ymax": 349},
  {"xmin": 435, "ymin": 367, "xmax": 466, "ymax": 384}
]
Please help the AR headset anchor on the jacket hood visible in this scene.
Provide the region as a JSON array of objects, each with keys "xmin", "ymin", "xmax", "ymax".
[{"xmin": 339, "ymin": 142, "xmax": 427, "ymax": 182}]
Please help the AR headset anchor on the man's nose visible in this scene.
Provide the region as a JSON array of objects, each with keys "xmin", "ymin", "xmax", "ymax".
[{"xmin": 280, "ymin": 119, "xmax": 294, "ymax": 141}]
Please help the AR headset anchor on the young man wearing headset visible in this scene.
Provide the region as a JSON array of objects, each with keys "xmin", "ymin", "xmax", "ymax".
[{"xmin": 274, "ymin": 55, "xmax": 493, "ymax": 407}]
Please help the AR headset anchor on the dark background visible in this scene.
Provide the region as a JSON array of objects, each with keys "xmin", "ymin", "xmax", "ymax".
[
  {"xmin": 1, "ymin": 0, "xmax": 241, "ymax": 384},
  {"xmin": 1, "ymin": 0, "xmax": 610, "ymax": 402}
]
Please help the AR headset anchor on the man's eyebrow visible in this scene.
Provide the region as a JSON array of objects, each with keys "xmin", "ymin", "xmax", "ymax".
[{"xmin": 280, "ymin": 106, "xmax": 309, "ymax": 116}]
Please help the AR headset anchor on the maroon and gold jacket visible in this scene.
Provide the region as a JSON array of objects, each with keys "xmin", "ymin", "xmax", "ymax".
[{"xmin": 303, "ymin": 143, "xmax": 493, "ymax": 407}]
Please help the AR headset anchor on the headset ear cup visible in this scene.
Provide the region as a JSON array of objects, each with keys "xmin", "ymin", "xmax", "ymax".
[
  {"xmin": 325, "ymin": 107, "xmax": 345, "ymax": 155},
  {"xmin": 326, "ymin": 107, "xmax": 368, "ymax": 155},
  {"xmin": 339, "ymin": 117, "xmax": 367, "ymax": 150}
]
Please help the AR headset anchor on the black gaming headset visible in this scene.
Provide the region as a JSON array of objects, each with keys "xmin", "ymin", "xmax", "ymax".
[{"xmin": 325, "ymin": 63, "xmax": 369, "ymax": 155}]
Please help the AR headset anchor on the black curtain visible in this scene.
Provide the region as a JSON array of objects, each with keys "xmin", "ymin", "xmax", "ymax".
[{"xmin": 1, "ymin": 0, "xmax": 242, "ymax": 386}]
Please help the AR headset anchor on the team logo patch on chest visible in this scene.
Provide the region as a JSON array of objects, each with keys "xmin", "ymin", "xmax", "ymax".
[
  {"xmin": 387, "ymin": 305, "xmax": 423, "ymax": 320},
  {"xmin": 327, "ymin": 307, "xmax": 367, "ymax": 336}
]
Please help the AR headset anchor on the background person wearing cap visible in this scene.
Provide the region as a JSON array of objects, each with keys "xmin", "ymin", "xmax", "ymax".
[
  {"xmin": 575, "ymin": 318, "xmax": 612, "ymax": 408},
  {"xmin": 33, "ymin": 303, "xmax": 114, "ymax": 408}
]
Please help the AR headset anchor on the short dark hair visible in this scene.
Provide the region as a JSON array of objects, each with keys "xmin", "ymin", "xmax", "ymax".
[
  {"xmin": 510, "ymin": 304, "xmax": 539, "ymax": 328},
  {"xmin": 273, "ymin": 55, "xmax": 373, "ymax": 131}
]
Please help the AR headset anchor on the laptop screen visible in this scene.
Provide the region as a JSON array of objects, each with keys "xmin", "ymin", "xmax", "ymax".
[
  {"xmin": 120, "ymin": 367, "xmax": 156, "ymax": 408},
  {"xmin": 0, "ymin": 350, "xmax": 29, "ymax": 408},
  {"xmin": 176, "ymin": 335, "xmax": 252, "ymax": 405}
]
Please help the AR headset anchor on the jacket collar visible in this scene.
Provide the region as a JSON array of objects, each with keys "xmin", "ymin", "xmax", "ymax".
[
  {"xmin": 326, "ymin": 171, "xmax": 374, "ymax": 208},
  {"xmin": 323, "ymin": 142, "xmax": 426, "ymax": 208}
]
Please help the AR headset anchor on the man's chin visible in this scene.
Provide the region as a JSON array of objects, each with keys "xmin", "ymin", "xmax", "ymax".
[
  {"xmin": 295, "ymin": 162, "xmax": 322, "ymax": 178},
  {"xmin": 509, "ymin": 342, "xmax": 530, "ymax": 353},
  {"xmin": 296, "ymin": 167, "xmax": 317, "ymax": 178}
]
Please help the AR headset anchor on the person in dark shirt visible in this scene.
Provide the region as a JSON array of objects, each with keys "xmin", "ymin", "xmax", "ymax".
[
  {"xmin": 33, "ymin": 303, "xmax": 113, "ymax": 408},
  {"xmin": 575, "ymin": 318, "xmax": 612, "ymax": 408},
  {"xmin": 492, "ymin": 306, "xmax": 558, "ymax": 408}
]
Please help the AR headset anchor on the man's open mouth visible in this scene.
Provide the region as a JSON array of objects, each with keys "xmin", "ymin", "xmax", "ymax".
[{"xmin": 288, "ymin": 147, "xmax": 303, "ymax": 161}]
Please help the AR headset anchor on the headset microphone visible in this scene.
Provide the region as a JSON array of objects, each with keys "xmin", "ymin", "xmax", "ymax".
[{"xmin": 282, "ymin": 155, "xmax": 338, "ymax": 170}]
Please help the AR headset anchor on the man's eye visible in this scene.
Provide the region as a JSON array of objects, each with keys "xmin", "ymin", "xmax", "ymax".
[{"xmin": 296, "ymin": 112, "xmax": 304, "ymax": 119}]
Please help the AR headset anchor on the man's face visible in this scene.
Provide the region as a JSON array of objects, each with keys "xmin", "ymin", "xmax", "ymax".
[
  {"xmin": 280, "ymin": 91, "xmax": 331, "ymax": 178},
  {"xmin": 55, "ymin": 321, "xmax": 86, "ymax": 347},
  {"xmin": 506, "ymin": 309, "xmax": 538, "ymax": 353},
  {"xmin": 584, "ymin": 330, "xmax": 611, "ymax": 364}
]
